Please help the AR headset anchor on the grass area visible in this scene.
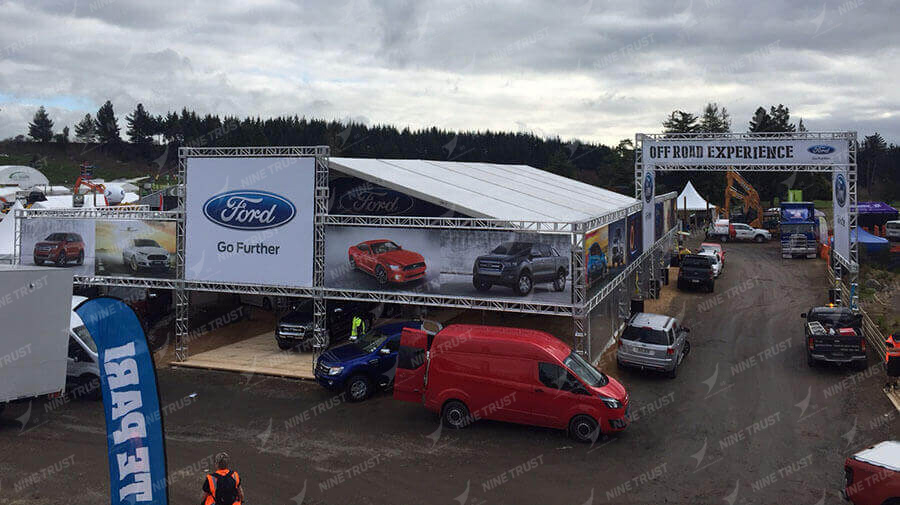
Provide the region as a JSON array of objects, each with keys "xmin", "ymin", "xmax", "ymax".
[{"xmin": 0, "ymin": 141, "xmax": 162, "ymax": 186}]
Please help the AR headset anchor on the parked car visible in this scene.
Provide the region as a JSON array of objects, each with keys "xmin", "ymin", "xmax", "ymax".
[
  {"xmin": 677, "ymin": 254, "xmax": 716, "ymax": 292},
  {"xmin": 348, "ymin": 240, "xmax": 426, "ymax": 285},
  {"xmin": 706, "ymin": 219, "xmax": 736, "ymax": 242},
  {"xmin": 394, "ymin": 324, "xmax": 629, "ymax": 443},
  {"xmin": 616, "ymin": 313, "xmax": 691, "ymax": 379},
  {"xmin": 887, "ymin": 220, "xmax": 900, "ymax": 241},
  {"xmin": 67, "ymin": 296, "xmax": 101, "ymax": 400},
  {"xmin": 315, "ymin": 320, "xmax": 441, "ymax": 401},
  {"xmin": 731, "ymin": 222, "xmax": 772, "ymax": 242},
  {"xmin": 697, "ymin": 250, "xmax": 723, "ymax": 278},
  {"xmin": 843, "ymin": 440, "xmax": 899, "ymax": 504},
  {"xmin": 802, "ymin": 305, "xmax": 866, "ymax": 370},
  {"xmin": 33, "ymin": 232, "xmax": 85, "ymax": 266},
  {"xmin": 276, "ymin": 299, "xmax": 383, "ymax": 350},
  {"xmin": 698, "ymin": 242, "xmax": 725, "ymax": 265},
  {"xmin": 122, "ymin": 238, "xmax": 172, "ymax": 272},
  {"xmin": 473, "ymin": 241, "xmax": 568, "ymax": 296}
]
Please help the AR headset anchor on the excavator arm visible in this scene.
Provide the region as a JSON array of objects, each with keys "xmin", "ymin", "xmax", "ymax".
[
  {"xmin": 724, "ymin": 169, "xmax": 763, "ymax": 228},
  {"xmin": 73, "ymin": 175, "xmax": 108, "ymax": 206}
]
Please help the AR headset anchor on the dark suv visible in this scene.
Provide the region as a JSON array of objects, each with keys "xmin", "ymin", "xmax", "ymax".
[
  {"xmin": 676, "ymin": 254, "xmax": 715, "ymax": 292},
  {"xmin": 34, "ymin": 232, "xmax": 85, "ymax": 266},
  {"xmin": 276, "ymin": 300, "xmax": 382, "ymax": 351},
  {"xmin": 473, "ymin": 241, "xmax": 568, "ymax": 296}
]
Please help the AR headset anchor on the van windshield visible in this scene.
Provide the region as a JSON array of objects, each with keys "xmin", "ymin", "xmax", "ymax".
[
  {"xmin": 73, "ymin": 325, "xmax": 97, "ymax": 353},
  {"xmin": 563, "ymin": 351, "xmax": 608, "ymax": 387}
]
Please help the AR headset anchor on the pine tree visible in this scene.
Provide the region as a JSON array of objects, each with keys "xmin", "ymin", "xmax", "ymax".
[
  {"xmin": 748, "ymin": 107, "xmax": 772, "ymax": 132},
  {"xmin": 74, "ymin": 114, "xmax": 97, "ymax": 143},
  {"xmin": 769, "ymin": 104, "xmax": 795, "ymax": 132},
  {"xmin": 95, "ymin": 100, "xmax": 121, "ymax": 145},
  {"xmin": 126, "ymin": 103, "xmax": 153, "ymax": 145},
  {"xmin": 797, "ymin": 118, "xmax": 807, "ymax": 132},
  {"xmin": 662, "ymin": 110, "xmax": 699, "ymax": 133},
  {"xmin": 698, "ymin": 103, "xmax": 731, "ymax": 133},
  {"xmin": 28, "ymin": 106, "xmax": 54, "ymax": 143},
  {"xmin": 54, "ymin": 126, "xmax": 70, "ymax": 146}
]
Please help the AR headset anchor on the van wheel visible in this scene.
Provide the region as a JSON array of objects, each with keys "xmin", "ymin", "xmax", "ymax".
[
  {"xmin": 473, "ymin": 275, "xmax": 492, "ymax": 292},
  {"xmin": 346, "ymin": 375, "xmax": 372, "ymax": 402},
  {"xmin": 514, "ymin": 271, "xmax": 533, "ymax": 296},
  {"xmin": 552, "ymin": 269, "xmax": 566, "ymax": 292},
  {"xmin": 442, "ymin": 400, "xmax": 471, "ymax": 429},
  {"xmin": 77, "ymin": 250, "xmax": 84, "ymax": 265},
  {"xmin": 80, "ymin": 375, "xmax": 102, "ymax": 401},
  {"xmin": 568, "ymin": 415, "xmax": 599, "ymax": 443}
]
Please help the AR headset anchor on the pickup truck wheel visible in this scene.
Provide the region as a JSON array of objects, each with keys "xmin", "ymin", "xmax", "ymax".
[
  {"xmin": 473, "ymin": 275, "xmax": 492, "ymax": 292},
  {"xmin": 754, "ymin": 235, "xmax": 765, "ymax": 243},
  {"xmin": 346, "ymin": 375, "xmax": 372, "ymax": 402},
  {"xmin": 853, "ymin": 359, "xmax": 867, "ymax": 372},
  {"xmin": 276, "ymin": 338, "xmax": 295, "ymax": 351},
  {"xmin": 514, "ymin": 271, "xmax": 533, "ymax": 296},
  {"xmin": 568, "ymin": 415, "xmax": 599, "ymax": 443},
  {"xmin": 76, "ymin": 250, "xmax": 84, "ymax": 265},
  {"xmin": 552, "ymin": 269, "xmax": 566, "ymax": 292},
  {"xmin": 442, "ymin": 400, "xmax": 471, "ymax": 429},
  {"xmin": 707, "ymin": 282, "xmax": 715, "ymax": 293},
  {"xmin": 375, "ymin": 265, "xmax": 388, "ymax": 285}
]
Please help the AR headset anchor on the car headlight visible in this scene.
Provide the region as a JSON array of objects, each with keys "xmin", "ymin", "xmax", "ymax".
[
  {"xmin": 327, "ymin": 366, "xmax": 344, "ymax": 376},
  {"xmin": 389, "ymin": 264, "xmax": 401, "ymax": 271},
  {"xmin": 599, "ymin": 395, "xmax": 622, "ymax": 409}
]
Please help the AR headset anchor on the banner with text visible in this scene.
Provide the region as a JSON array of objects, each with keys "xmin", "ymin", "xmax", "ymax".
[
  {"xmin": 643, "ymin": 138, "xmax": 849, "ymax": 166},
  {"xmin": 832, "ymin": 166, "xmax": 850, "ymax": 262},
  {"xmin": 641, "ymin": 164, "xmax": 656, "ymax": 251}
]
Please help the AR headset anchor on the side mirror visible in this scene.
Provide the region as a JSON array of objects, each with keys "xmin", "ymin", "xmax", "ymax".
[{"xmin": 379, "ymin": 348, "xmax": 391, "ymax": 355}]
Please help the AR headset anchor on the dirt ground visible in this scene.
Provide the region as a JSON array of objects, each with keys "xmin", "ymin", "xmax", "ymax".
[{"xmin": 2, "ymin": 240, "xmax": 898, "ymax": 504}]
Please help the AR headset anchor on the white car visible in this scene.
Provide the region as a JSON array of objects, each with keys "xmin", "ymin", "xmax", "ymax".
[
  {"xmin": 731, "ymin": 223, "xmax": 771, "ymax": 242},
  {"xmin": 698, "ymin": 250, "xmax": 722, "ymax": 278},
  {"xmin": 887, "ymin": 220, "xmax": 900, "ymax": 241},
  {"xmin": 67, "ymin": 296, "xmax": 101, "ymax": 400},
  {"xmin": 122, "ymin": 238, "xmax": 172, "ymax": 271}
]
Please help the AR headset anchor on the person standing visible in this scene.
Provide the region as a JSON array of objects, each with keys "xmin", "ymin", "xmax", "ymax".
[
  {"xmin": 202, "ymin": 452, "xmax": 243, "ymax": 505},
  {"xmin": 886, "ymin": 334, "xmax": 900, "ymax": 391},
  {"xmin": 350, "ymin": 314, "xmax": 367, "ymax": 342}
]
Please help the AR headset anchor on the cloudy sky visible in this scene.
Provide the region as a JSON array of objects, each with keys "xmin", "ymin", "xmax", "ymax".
[{"xmin": 1, "ymin": 0, "xmax": 897, "ymax": 146}]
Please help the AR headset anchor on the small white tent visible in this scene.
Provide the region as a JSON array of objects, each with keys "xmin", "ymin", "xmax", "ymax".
[{"xmin": 676, "ymin": 181, "xmax": 712, "ymax": 211}]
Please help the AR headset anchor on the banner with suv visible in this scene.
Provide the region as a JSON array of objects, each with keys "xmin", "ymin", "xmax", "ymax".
[
  {"xmin": 185, "ymin": 157, "xmax": 316, "ymax": 287},
  {"xmin": 19, "ymin": 218, "xmax": 95, "ymax": 275}
]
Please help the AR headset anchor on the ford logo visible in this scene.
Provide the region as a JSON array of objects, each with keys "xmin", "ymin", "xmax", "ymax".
[
  {"xmin": 808, "ymin": 145, "xmax": 835, "ymax": 155},
  {"xmin": 834, "ymin": 173, "xmax": 847, "ymax": 208},
  {"xmin": 203, "ymin": 190, "xmax": 296, "ymax": 230},
  {"xmin": 643, "ymin": 173, "xmax": 654, "ymax": 203}
]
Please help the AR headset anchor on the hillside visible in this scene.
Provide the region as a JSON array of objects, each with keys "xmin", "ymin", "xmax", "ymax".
[{"xmin": 0, "ymin": 141, "xmax": 161, "ymax": 186}]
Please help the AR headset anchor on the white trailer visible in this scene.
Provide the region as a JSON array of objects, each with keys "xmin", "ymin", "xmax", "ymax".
[{"xmin": 0, "ymin": 265, "xmax": 73, "ymax": 414}]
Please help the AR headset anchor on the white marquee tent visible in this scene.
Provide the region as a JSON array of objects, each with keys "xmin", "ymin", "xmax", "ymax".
[{"xmin": 675, "ymin": 181, "xmax": 712, "ymax": 211}]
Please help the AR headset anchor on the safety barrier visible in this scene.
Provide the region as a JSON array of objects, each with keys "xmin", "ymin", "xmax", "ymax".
[{"xmin": 826, "ymin": 265, "xmax": 888, "ymax": 359}]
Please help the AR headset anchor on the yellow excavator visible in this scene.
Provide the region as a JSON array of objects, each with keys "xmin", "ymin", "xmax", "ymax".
[{"xmin": 717, "ymin": 169, "xmax": 764, "ymax": 228}]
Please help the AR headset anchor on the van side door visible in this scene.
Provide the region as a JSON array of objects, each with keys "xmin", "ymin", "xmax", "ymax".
[
  {"xmin": 393, "ymin": 328, "xmax": 428, "ymax": 403},
  {"xmin": 527, "ymin": 362, "xmax": 589, "ymax": 429}
]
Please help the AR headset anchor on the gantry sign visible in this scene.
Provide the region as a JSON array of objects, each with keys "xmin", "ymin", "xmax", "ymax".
[{"xmin": 636, "ymin": 131, "xmax": 858, "ymax": 290}]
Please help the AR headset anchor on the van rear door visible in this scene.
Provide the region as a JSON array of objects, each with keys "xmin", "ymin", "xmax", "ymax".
[{"xmin": 393, "ymin": 327, "xmax": 429, "ymax": 403}]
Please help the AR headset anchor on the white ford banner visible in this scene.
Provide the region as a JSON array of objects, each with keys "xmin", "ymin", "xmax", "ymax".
[
  {"xmin": 643, "ymin": 138, "xmax": 849, "ymax": 166},
  {"xmin": 832, "ymin": 166, "xmax": 850, "ymax": 265},
  {"xmin": 185, "ymin": 157, "xmax": 316, "ymax": 286}
]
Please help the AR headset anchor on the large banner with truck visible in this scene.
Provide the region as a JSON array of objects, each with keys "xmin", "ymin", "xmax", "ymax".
[
  {"xmin": 325, "ymin": 226, "xmax": 572, "ymax": 304},
  {"xmin": 184, "ymin": 157, "xmax": 316, "ymax": 287},
  {"xmin": 643, "ymin": 138, "xmax": 850, "ymax": 166}
]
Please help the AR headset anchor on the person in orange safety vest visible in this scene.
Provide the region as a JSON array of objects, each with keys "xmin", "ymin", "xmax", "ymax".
[
  {"xmin": 202, "ymin": 452, "xmax": 243, "ymax": 505},
  {"xmin": 886, "ymin": 334, "xmax": 900, "ymax": 391}
]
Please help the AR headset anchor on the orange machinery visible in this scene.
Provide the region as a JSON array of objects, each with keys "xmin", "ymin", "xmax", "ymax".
[{"xmin": 723, "ymin": 169, "xmax": 763, "ymax": 228}]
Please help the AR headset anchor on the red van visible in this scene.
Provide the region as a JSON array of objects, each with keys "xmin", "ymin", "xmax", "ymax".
[{"xmin": 393, "ymin": 324, "xmax": 629, "ymax": 442}]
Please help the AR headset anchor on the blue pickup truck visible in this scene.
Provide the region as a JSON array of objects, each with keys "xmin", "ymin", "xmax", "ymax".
[
  {"xmin": 315, "ymin": 320, "xmax": 436, "ymax": 401},
  {"xmin": 780, "ymin": 202, "xmax": 818, "ymax": 259}
]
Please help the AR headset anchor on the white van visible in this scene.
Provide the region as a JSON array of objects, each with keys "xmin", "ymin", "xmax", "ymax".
[
  {"xmin": 67, "ymin": 296, "xmax": 101, "ymax": 400},
  {"xmin": 886, "ymin": 220, "xmax": 900, "ymax": 241}
]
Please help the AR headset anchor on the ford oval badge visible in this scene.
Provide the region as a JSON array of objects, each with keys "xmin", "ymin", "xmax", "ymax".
[
  {"xmin": 808, "ymin": 145, "xmax": 835, "ymax": 155},
  {"xmin": 203, "ymin": 190, "xmax": 296, "ymax": 230}
]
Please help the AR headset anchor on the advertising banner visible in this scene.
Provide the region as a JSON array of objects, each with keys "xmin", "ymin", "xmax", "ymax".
[
  {"xmin": 74, "ymin": 297, "xmax": 168, "ymax": 505},
  {"xmin": 329, "ymin": 176, "xmax": 456, "ymax": 217},
  {"xmin": 19, "ymin": 218, "xmax": 95, "ymax": 275},
  {"xmin": 95, "ymin": 220, "xmax": 176, "ymax": 279},
  {"xmin": 185, "ymin": 157, "xmax": 316, "ymax": 287},
  {"xmin": 641, "ymin": 163, "xmax": 656, "ymax": 251},
  {"xmin": 655, "ymin": 202, "xmax": 664, "ymax": 241},
  {"xmin": 585, "ymin": 218, "xmax": 627, "ymax": 293},
  {"xmin": 643, "ymin": 138, "xmax": 850, "ymax": 166},
  {"xmin": 325, "ymin": 226, "xmax": 572, "ymax": 304},
  {"xmin": 832, "ymin": 166, "xmax": 850, "ymax": 262},
  {"xmin": 627, "ymin": 212, "xmax": 642, "ymax": 263}
]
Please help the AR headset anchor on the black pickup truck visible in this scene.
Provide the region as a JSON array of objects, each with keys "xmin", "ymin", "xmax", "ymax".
[
  {"xmin": 801, "ymin": 306, "xmax": 866, "ymax": 370},
  {"xmin": 676, "ymin": 254, "xmax": 715, "ymax": 292}
]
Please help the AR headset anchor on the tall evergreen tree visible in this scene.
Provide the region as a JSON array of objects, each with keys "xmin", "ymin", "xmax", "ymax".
[
  {"xmin": 74, "ymin": 114, "xmax": 97, "ymax": 143},
  {"xmin": 95, "ymin": 100, "xmax": 121, "ymax": 145},
  {"xmin": 748, "ymin": 107, "xmax": 773, "ymax": 132},
  {"xmin": 698, "ymin": 102, "xmax": 731, "ymax": 133},
  {"xmin": 126, "ymin": 103, "xmax": 154, "ymax": 145},
  {"xmin": 662, "ymin": 110, "xmax": 699, "ymax": 133},
  {"xmin": 750, "ymin": 104, "xmax": 794, "ymax": 132},
  {"xmin": 28, "ymin": 106, "xmax": 54, "ymax": 143}
]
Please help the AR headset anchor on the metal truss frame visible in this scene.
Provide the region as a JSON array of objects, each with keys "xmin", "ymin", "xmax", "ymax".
[
  {"xmin": 324, "ymin": 214, "xmax": 575, "ymax": 233},
  {"xmin": 635, "ymin": 131, "xmax": 858, "ymax": 291}
]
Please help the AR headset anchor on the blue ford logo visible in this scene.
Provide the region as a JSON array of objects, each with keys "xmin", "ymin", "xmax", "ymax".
[
  {"xmin": 203, "ymin": 190, "xmax": 296, "ymax": 230},
  {"xmin": 808, "ymin": 145, "xmax": 835, "ymax": 155},
  {"xmin": 834, "ymin": 174, "xmax": 846, "ymax": 208},
  {"xmin": 643, "ymin": 173, "xmax": 654, "ymax": 203}
]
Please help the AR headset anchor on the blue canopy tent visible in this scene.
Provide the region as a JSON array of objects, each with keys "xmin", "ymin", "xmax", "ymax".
[
  {"xmin": 854, "ymin": 201, "xmax": 899, "ymax": 228},
  {"xmin": 832, "ymin": 227, "xmax": 890, "ymax": 254}
]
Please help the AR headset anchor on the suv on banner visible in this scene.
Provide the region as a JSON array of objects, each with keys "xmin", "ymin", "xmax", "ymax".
[
  {"xmin": 34, "ymin": 232, "xmax": 85, "ymax": 266},
  {"xmin": 122, "ymin": 239, "xmax": 172, "ymax": 272},
  {"xmin": 473, "ymin": 241, "xmax": 568, "ymax": 296}
]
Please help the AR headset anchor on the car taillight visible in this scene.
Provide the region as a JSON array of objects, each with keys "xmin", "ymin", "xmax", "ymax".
[
  {"xmin": 666, "ymin": 347, "xmax": 675, "ymax": 355},
  {"xmin": 808, "ymin": 337, "xmax": 815, "ymax": 350},
  {"xmin": 844, "ymin": 466, "xmax": 853, "ymax": 487},
  {"xmin": 860, "ymin": 338, "xmax": 866, "ymax": 351}
]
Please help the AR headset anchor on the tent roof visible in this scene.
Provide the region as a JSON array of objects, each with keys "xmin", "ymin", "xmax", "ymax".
[
  {"xmin": 328, "ymin": 158, "xmax": 636, "ymax": 222},
  {"xmin": 0, "ymin": 165, "xmax": 49, "ymax": 189},
  {"xmin": 675, "ymin": 181, "xmax": 711, "ymax": 211}
]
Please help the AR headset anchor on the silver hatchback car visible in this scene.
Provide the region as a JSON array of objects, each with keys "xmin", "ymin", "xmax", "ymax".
[{"xmin": 616, "ymin": 313, "xmax": 691, "ymax": 378}]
